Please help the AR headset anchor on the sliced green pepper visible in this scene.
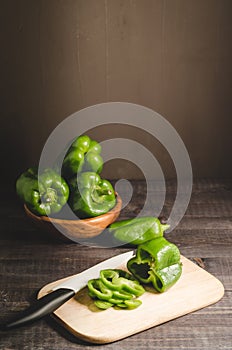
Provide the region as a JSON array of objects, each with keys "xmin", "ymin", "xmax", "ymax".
[
  {"xmin": 87, "ymin": 269, "xmax": 145, "ymax": 310},
  {"xmin": 94, "ymin": 300, "xmax": 113, "ymax": 310},
  {"xmin": 100, "ymin": 269, "xmax": 145, "ymax": 297},
  {"xmin": 16, "ymin": 167, "xmax": 69, "ymax": 216},
  {"xmin": 109, "ymin": 217, "xmax": 170, "ymax": 245},
  {"xmin": 127, "ymin": 237, "xmax": 182, "ymax": 292},
  {"xmin": 87, "ymin": 279, "xmax": 113, "ymax": 300},
  {"xmin": 123, "ymin": 299, "xmax": 142, "ymax": 309},
  {"xmin": 112, "ymin": 290, "xmax": 133, "ymax": 300},
  {"xmin": 62, "ymin": 135, "xmax": 103, "ymax": 178},
  {"xmin": 69, "ymin": 172, "xmax": 116, "ymax": 218}
]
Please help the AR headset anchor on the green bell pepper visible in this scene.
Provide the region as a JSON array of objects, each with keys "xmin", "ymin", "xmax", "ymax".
[
  {"xmin": 69, "ymin": 172, "xmax": 116, "ymax": 218},
  {"xmin": 16, "ymin": 167, "xmax": 69, "ymax": 216},
  {"xmin": 62, "ymin": 135, "xmax": 103, "ymax": 178},
  {"xmin": 109, "ymin": 217, "xmax": 170, "ymax": 245},
  {"xmin": 127, "ymin": 237, "xmax": 182, "ymax": 292}
]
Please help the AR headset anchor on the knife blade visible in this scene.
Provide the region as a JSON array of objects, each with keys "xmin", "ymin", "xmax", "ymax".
[{"xmin": 1, "ymin": 250, "xmax": 134, "ymax": 331}]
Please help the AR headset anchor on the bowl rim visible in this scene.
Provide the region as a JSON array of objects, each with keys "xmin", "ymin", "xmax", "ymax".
[{"xmin": 24, "ymin": 194, "xmax": 122, "ymax": 225}]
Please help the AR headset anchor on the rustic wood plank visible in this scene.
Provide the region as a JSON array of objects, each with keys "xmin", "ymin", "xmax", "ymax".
[
  {"xmin": 37, "ymin": 256, "xmax": 224, "ymax": 344},
  {"xmin": 0, "ymin": 179, "xmax": 231, "ymax": 349}
]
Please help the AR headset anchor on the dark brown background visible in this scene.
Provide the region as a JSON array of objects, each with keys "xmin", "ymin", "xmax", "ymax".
[
  {"xmin": 0, "ymin": 3, "xmax": 232, "ymax": 348},
  {"xmin": 1, "ymin": 0, "xmax": 232, "ymax": 184}
]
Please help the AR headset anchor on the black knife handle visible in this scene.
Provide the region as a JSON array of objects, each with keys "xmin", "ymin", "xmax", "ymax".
[{"xmin": 1, "ymin": 288, "xmax": 75, "ymax": 331}]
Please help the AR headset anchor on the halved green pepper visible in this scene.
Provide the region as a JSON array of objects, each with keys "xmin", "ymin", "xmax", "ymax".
[
  {"xmin": 62, "ymin": 135, "xmax": 103, "ymax": 178},
  {"xmin": 109, "ymin": 217, "xmax": 170, "ymax": 245},
  {"xmin": 16, "ymin": 168, "xmax": 69, "ymax": 216},
  {"xmin": 69, "ymin": 172, "xmax": 116, "ymax": 218},
  {"xmin": 127, "ymin": 237, "xmax": 182, "ymax": 292}
]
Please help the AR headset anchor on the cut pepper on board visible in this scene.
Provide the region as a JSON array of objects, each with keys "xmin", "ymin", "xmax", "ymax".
[
  {"xmin": 127, "ymin": 237, "xmax": 182, "ymax": 292},
  {"xmin": 100, "ymin": 269, "xmax": 145, "ymax": 297},
  {"xmin": 87, "ymin": 269, "xmax": 145, "ymax": 310}
]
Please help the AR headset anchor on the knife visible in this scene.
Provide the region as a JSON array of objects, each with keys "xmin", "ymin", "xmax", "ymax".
[{"xmin": 1, "ymin": 250, "xmax": 134, "ymax": 331}]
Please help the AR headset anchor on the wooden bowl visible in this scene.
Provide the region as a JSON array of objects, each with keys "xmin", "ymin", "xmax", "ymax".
[{"xmin": 24, "ymin": 195, "xmax": 122, "ymax": 242}]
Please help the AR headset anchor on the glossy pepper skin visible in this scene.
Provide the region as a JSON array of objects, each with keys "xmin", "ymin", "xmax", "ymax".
[
  {"xmin": 127, "ymin": 237, "xmax": 182, "ymax": 292},
  {"xmin": 69, "ymin": 172, "xmax": 116, "ymax": 218},
  {"xmin": 16, "ymin": 168, "xmax": 69, "ymax": 216},
  {"xmin": 109, "ymin": 217, "xmax": 170, "ymax": 245},
  {"xmin": 62, "ymin": 135, "xmax": 103, "ymax": 178}
]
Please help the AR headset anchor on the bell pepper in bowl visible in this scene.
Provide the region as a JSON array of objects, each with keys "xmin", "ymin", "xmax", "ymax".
[{"xmin": 69, "ymin": 172, "xmax": 116, "ymax": 218}]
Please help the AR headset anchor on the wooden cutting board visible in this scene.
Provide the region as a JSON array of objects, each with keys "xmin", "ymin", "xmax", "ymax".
[{"xmin": 38, "ymin": 255, "xmax": 224, "ymax": 344}]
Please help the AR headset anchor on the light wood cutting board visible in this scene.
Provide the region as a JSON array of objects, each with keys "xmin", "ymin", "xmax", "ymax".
[{"xmin": 38, "ymin": 255, "xmax": 224, "ymax": 344}]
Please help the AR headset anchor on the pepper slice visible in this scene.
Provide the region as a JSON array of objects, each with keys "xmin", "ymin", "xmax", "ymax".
[
  {"xmin": 94, "ymin": 300, "xmax": 113, "ymax": 310},
  {"xmin": 127, "ymin": 237, "xmax": 182, "ymax": 292},
  {"xmin": 110, "ymin": 276, "xmax": 145, "ymax": 297},
  {"xmin": 87, "ymin": 279, "xmax": 113, "ymax": 300},
  {"xmin": 123, "ymin": 299, "xmax": 142, "ymax": 309},
  {"xmin": 109, "ymin": 217, "xmax": 170, "ymax": 245},
  {"xmin": 100, "ymin": 269, "xmax": 145, "ymax": 297}
]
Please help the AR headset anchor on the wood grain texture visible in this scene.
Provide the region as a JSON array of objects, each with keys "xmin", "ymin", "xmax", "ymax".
[
  {"xmin": 0, "ymin": 179, "xmax": 232, "ymax": 349},
  {"xmin": 37, "ymin": 256, "xmax": 224, "ymax": 344}
]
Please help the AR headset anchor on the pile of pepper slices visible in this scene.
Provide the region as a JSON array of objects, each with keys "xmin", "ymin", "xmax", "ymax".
[{"xmin": 16, "ymin": 134, "xmax": 182, "ymax": 310}]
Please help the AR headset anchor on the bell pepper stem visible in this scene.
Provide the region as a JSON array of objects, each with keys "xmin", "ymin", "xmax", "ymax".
[{"xmin": 161, "ymin": 224, "xmax": 170, "ymax": 232}]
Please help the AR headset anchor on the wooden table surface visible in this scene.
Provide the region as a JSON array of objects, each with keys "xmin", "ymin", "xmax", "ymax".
[{"xmin": 0, "ymin": 179, "xmax": 232, "ymax": 349}]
